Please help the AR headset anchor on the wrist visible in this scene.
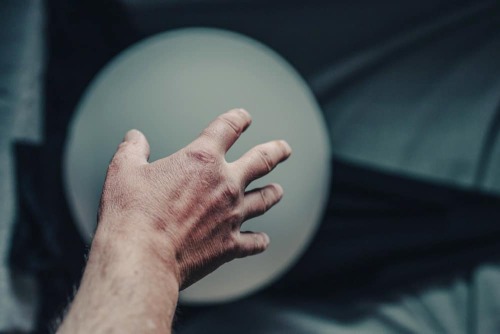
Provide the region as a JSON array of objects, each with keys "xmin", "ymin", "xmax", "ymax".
[
  {"xmin": 60, "ymin": 219, "xmax": 181, "ymax": 333},
  {"xmin": 91, "ymin": 218, "xmax": 181, "ymax": 288}
]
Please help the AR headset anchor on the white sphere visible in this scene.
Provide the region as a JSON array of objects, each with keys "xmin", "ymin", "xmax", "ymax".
[{"xmin": 64, "ymin": 28, "xmax": 331, "ymax": 304}]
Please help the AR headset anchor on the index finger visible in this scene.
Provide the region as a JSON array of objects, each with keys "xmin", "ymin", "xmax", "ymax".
[
  {"xmin": 193, "ymin": 108, "xmax": 252, "ymax": 153},
  {"xmin": 233, "ymin": 140, "xmax": 291, "ymax": 186}
]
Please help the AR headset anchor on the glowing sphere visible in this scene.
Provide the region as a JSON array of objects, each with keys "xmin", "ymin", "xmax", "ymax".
[{"xmin": 64, "ymin": 28, "xmax": 331, "ymax": 303}]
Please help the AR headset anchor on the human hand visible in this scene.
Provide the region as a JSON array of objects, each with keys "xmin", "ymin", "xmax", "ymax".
[{"xmin": 97, "ymin": 108, "xmax": 291, "ymax": 289}]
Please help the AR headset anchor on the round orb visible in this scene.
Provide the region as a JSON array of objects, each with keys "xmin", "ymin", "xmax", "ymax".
[{"xmin": 64, "ymin": 28, "xmax": 331, "ymax": 304}]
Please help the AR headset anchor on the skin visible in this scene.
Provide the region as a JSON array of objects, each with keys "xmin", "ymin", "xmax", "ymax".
[{"xmin": 57, "ymin": 108, "xmax": 292, "ymax": 333}]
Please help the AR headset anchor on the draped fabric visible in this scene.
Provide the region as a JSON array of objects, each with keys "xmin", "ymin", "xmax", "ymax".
[{"xmin": 5, "ymin": 0, "xmax": 500, "ymax": 332}]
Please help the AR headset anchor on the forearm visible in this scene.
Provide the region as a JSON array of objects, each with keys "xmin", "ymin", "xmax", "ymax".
[
  {"xmin": 58, "ymin": 224, "xmax": 180, "ymax": 334},
  {"xmin": 57, "ymin": 110, "xmax": 289, "ymax": 332}
]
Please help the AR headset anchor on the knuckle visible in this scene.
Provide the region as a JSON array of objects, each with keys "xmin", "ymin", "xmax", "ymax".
[
  {"xmin": 187, "ymin": 147, "xmax": 217, "ymax": 164},
  {"xmin": 223, "ymin": 233, "xmax": 244, "ymax": 260},
  {"xmin": 228, "ymin": 208, "xmax": 244, "ymax": 230},
  {"xmin": 226, "ymin": 233, "xmax": 239, "ymax": 254},
  {"xmin": 238, "ymin": 235, "xmax": 266, "ymax": 258},
  {"xmin": 221, "ymin": 182, "xmax": 241, "ymax": 202},
  {"xmin": 217, "ymin": 114, "xmax": 241, "ymax": 135},
  {"xmin": 258, "ymin": 187, "xmax": 271, "ymax": 212},
  {"xmin": 200, "ymin": 127, "xmax": 214, "ymax": 139},
  {"xmin": 256, "ymin": 147, "xmax": 273, "ymax": 173}
]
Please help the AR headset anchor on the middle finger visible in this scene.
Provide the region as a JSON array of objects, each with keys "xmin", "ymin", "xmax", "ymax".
[{"xmin": 232, "ymin": 140, "xmax": 291, "ymax": 186}]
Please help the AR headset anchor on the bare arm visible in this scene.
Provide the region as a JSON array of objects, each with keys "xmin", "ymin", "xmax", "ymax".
[{"xmin": 57, "ymin": 108, "xmax": 291, "ymax": 333}]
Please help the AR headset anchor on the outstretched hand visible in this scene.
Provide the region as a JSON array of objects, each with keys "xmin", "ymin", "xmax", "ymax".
[
  {"xmin": 99, "ymin": 108, "xmax": 291, "ymax": 288},
  {"xmin": 58, "ymin": 108, "xmax": 291, "ymax": 334}
]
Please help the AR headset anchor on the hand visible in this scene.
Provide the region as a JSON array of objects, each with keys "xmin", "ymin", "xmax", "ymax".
[{"xmin": 97, "ymin": 108, "xmax": 292, "ymax": 289}]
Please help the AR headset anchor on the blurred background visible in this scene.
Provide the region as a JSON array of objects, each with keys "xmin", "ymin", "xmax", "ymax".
[{"xmin": 1, "ymin": 0, "xmax": 500, "ymax": 333}]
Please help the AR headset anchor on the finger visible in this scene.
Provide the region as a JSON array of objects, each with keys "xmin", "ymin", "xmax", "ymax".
[
  {"xmin": 242, "ymin": 183, "xmax": 283, "ymax": 221},
  {"xmin": 194, "ymin": 108, "xmax": 252, "ymax": 153},
  {"xmin": 115, "ymin": 129, "xmax": 151, "ymax": 164},
  {"xmin": 234, "ymin": 140, "xmax": 291, "ymax": 186},
  {"xmin": 235, "ymin": 231, "xmax": 270, "ymax": 258}
]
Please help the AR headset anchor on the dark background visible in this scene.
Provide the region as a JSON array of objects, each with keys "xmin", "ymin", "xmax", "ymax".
[{"xmin": 2, "ymin": 0, "xmax": 500, "ymax": 332}]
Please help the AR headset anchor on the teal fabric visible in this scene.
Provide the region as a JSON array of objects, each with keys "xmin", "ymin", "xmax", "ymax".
[
  {"xmin": 179, "ymin": 261, "xmax": 500, "ymax": 333},
  {"xmin": 0, "ymin": 0, "xmax": 43, "ymax": 331},
  {"xmin": 3, "ymin": 0, "xmax": 500, "ymax": 332},
  {"xmin": 318, "ymin": 1, "xmax": 500, "ymax": 193},
  {"xmin": 178, "ymin": 2, "xmax": 500, "ymax": 333}
]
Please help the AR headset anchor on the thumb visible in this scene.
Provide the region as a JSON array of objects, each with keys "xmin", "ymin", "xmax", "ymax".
[{"xmin": 120, "ymin": 129, "xmax": 151, "ymax": 163}]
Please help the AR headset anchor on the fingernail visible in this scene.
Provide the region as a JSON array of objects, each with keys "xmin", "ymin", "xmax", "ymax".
[
  {"xmin": 273, "ymin": 183, "xmax": 284, "ymax": 198},
  {"xmin": 281, "ymin": 140, "xmax": 292, "ymax": 155},
  {"xmin": 263, "ymin": 233, "xmax": 270, "ymax": 245},
  {"xmin": 124, "ymin": 129, "xmax": 140, "ymax": 142},
  {"xmin": 237, "ymin": 108, "xmax": 249, "ymax": 116},
  {"xmin": 236, "ymin": 108, "xmax": 251, "ymax": 121}
]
